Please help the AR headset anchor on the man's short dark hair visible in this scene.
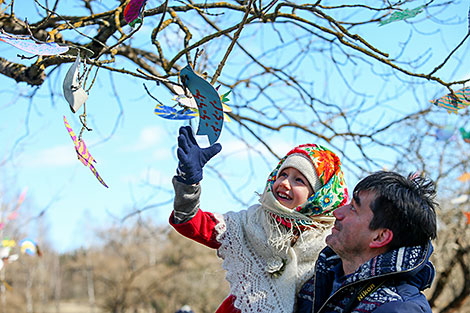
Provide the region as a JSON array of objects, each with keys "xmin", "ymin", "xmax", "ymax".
[{"xmin": 354, "ymin": 171, "xmax": 438, "ymax": 250}]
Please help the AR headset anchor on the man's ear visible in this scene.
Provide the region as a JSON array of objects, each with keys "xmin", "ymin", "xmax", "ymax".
[{"xmin": 369, "ymin": 228, "xmax": 393, "ymax": 249}]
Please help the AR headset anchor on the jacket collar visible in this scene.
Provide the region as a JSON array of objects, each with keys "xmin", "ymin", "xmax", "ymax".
[{"xmin": 320, "ymin": 240, "xmax": 435, "ymax": 291}]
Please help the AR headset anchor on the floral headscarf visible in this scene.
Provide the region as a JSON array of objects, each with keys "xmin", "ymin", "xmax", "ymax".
[{"xmin": 264, "ymin": 144, "xmax": 349, "ymax": 219}]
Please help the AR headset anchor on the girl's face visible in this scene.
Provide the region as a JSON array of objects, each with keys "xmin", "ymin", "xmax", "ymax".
[{"xmin": 273, "ymin": 167, "xmax": 313, "ymax": 210}]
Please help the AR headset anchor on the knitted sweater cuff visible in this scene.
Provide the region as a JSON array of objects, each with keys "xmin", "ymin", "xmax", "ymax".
[{"xmin": 172, "ymin": 176, "xmax": 201, "ymax": 224}]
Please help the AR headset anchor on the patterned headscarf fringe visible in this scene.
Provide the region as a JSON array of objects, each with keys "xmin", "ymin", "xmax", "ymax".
[{"xmin": 263, "ymin": 207, "xmax": 332, "ymax": 253}]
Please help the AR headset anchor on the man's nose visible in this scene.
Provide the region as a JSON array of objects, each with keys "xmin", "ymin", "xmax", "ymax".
[{"xmin": 333, "ymin": 204, "xmax": 347, "ymax": 219}]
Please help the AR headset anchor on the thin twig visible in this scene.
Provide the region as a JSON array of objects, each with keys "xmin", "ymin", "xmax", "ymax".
[{"xmin": 211, "ymin": 0, "xmax": 255, "ymax": 84}]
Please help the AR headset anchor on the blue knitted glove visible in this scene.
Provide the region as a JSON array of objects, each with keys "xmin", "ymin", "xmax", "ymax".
[{"xmin": 176, "ymin": 126, "xmax": 222, "ymax": 185}]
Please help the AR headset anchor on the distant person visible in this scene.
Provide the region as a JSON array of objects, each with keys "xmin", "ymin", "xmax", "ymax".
[
  {"xmin": 169, "ymin": 126, "xmax": 348, "ymax": 313},
  {"xmin": 176, "ymin": 305, "xmax": 194, "ymax": 313},
  {"xmin": 296, "ymin": 171, "xmax": 438, "ymax": 313}
]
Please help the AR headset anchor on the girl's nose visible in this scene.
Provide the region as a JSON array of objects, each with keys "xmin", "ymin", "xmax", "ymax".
[{"xmin": 279, "ymin": 177, "xmax": 291, "ymax": 189}]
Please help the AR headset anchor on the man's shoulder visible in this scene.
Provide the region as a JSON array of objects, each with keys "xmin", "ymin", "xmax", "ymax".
[
  {"xmin": 369, "ymin": 286, "xmax": 432, "ymax": 313},
  {"xmin": 321, "ymin": 281, "xmax": 430, "ymax": 313}
]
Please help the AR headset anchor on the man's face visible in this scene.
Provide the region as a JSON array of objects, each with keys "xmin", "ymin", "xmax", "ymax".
[{"xmin": 326, "ymin": 190, "xmax": 377, "ymax": 258}]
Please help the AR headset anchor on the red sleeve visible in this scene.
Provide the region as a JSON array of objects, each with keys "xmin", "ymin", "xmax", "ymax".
[
  {"xmin": 216, "ymin": 295, "xmax": 241, "ymax": 313},
  {"xmin": 169, "ymin": 209, "xmax": 222, "ymax": 249}
]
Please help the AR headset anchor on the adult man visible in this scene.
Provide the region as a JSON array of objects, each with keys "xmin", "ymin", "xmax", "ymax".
[{"xmin": 296, "ymin": 171, "xmax": 437, "ymax": 313}]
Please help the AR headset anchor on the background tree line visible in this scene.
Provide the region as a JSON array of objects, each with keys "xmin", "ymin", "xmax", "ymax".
[{"xmin": 0, "ymin": 209, "xmax": 468, "ymax": 313}]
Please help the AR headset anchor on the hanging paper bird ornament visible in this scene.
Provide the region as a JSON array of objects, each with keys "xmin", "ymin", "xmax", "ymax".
[
  {"xmin": 154, "ymin": 104, "xmax": 197, "ymax": 120},
  {"xmin": 459, "ymin": 127, "xmax": 470, "ymax": 143},
  {"xmin": 0, "ymin": 31, "xmax": 69, "ymax": 56},
  {"xmin": 63, "ymin": 116, "xmax": 109, "ymax": 188},
  {"xmin": 435, "ymin": 126, "xmax": 454, "ymax": 141},
  {"xmin": 19, "ymin": 239, "xmax": 39, "ymax": 256},
  {"xmin": 124, "ymin": 0, "xmax": 148, "ymax": 27},
  {"xmin": 379, "ymin": 5, "xmax": 425, "ymax": 26},
  {"xmin": 63, "ymin": 54, "xmax": 88, "ymax": 113},
  {"xmin": 179, "ymin": 65, "xmax": 224, "ymax": 145},
  {"xmin": 431, "ymin": 87, "xmax": 470, "ymax": 114}
]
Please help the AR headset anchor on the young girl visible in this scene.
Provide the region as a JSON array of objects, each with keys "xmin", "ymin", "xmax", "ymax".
[{"xmin": 170, "ymin": 126, "xmax": 348, "ymax": 313}]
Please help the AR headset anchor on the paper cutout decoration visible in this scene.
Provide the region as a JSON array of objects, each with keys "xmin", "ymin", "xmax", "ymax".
[
  {"xmin": 5, "ymin": 187, "xmax": 27, "ymax": 221},
  {"xmin": 459, "ymin": 127, "xmax": 470, "ymax": 143},
  {"xmin": 0, "ymin": 280, "xmax": 12, "ymax": 291},
  {"xmin": 173, "ymin": 90, "xmax": 233, "ymax": 122},
  {"xmin": 154, "ymin": 104, "xmax": 197, "ymax": 120},
  {"xmin": 63, "ymin": 54, "xmax": 88, "ymax": 113},
  {"xmin": 7, "ymin": 211, "xmax": 18, "ymax": 221},
  {"xmin": 379, "ymin": 5, "xmax": 424, "ymax": 26},
  {"xmin": 435, "ymin": 126, "xmax": 454, "ymax": 141},
  {"xmin": 174, "ymin": 90, "xmax": 232, "ymax": 111},
  {"xmin": 431, "ymin": 87, "xmax": 470, "ymax": 114},
  {"xmin": 0, "ymin": 247, "xmax": 10, "ymax": 259},
  {"xmin": 63, "ymin": 116, "xmax": 109, "ymax": 188},
  {"xmin": 458, "ymin": 172, "xmax": 470, "ymax": 182},
  {"xmin": 124, "ymin": 0, "xmax": 147, "ymax": 27},
  {"xmin": 0, "ymin": 32, "xmax": 69, "ymax": 56},
  {"xmin": 465, "ymin": 212, "xmax": 470, "ymax": 224},
  {"xmin": 19, "ymin": 239, "xmax": 41, "ymax": 256},
  {"xmin": 1, "ymin": 240, "xmax": 15, "ymax": 248},
  {"xmin": 220, "ymin": 90, "xmax": 232, "ymax": 111},
  {"xmin": 451, "ymin": 194, "xmax": 469, "ymax": 205},
  {"xmin": 16, "ymin": 188, "xmax": 27, "ymax": 208},
  {"xmin": 0, "ymin": 246, "xmax": 18, "ymax": 270},
  {"xmin": 0, "ymin": 246, "xmax": 17, "ymax": 271},
  {"xmin": 179, "ymin": 65, "xmax": 224, "ymax": 145},
  {"xmin": 173, "ymin": 94, "xmax": 197, "ymax": 109}
]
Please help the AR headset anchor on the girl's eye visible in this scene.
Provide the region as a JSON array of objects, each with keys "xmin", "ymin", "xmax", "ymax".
[
  {"xmin": 279, "ymin": 172, "xmax": 287, "ymax": 177},
  {"xmin": 296, "ymin": 177, "xmax": 306, "ymax": 184}
]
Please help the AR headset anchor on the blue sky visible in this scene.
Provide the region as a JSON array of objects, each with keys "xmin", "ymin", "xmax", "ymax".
[{"xmin": 0, "ymin": 0, "xmax": 469, "ymax": 252}]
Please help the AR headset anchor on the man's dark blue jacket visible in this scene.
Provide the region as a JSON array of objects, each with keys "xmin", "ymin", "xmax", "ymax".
[{"xmin": 296, "ymin": 241, "xmax": 435, "ymax": 313}]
